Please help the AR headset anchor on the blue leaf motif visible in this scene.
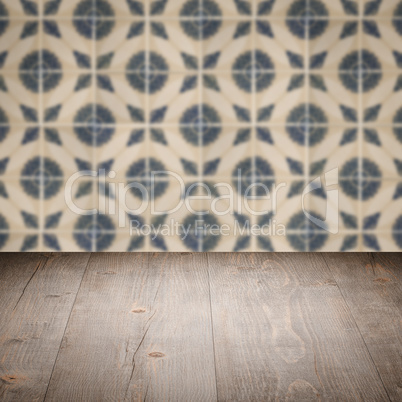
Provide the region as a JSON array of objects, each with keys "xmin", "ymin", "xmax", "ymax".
[
  {"xmin": 310, "ymin": 52, "xmax": 327, "ymax": 69},
  {"xmin": 286, "ymin": 51, "xmax": 304, "ymax": 68},
  {"xmin": 257, "ymin": 127, "xmax": 273, "ymax": 144},
  {"xmin": 340, "ymin": 105, "xmax": 358, "ymax": 122},
  {"xmin": 0, "ymin": 157, "xmax": 9, "ymax": 175},
  {"xmin": 127, "ymin": 129, "xmax": 145, "ymax": 146},
  {"xmin": 203, "ymin": 52, "xmax": 221, "ymax": 69},
  {"xmin": 22, "ymin": 127, "xmax": 39, "ymax": 144},
  {"xmin": 256, "ymin": 20, "xmax": 274, "ymax": 37},
  {"xmin": 233, "ymin": 105, "xmax": 250, "ymax": 122},
  {"xmin": 204, "ymin": 159, "xmax": 220, "ymax": 175},
  {"xmin": 363, "ymin": 212, "xmax": 381, "ymax": 230},
  {"xmin": 127, "ymin": 22, "xmax": 144, "ymax": 39},
  {"xmin": 286, "ymin": 158, "xmax": 304, "ymax": 175},
  {"xmin": 45, "ymin": 211, "xmax": 62, "ymax": 228},
  {"xmin": 20, "ymin": 105, "xmax": 38, "ymax": 122},
  {"xmin": 73, "ymin": 51, "xmax": 91, "ymax": 68},
  {"xmin": 21, "ymin": 211, "xmax": 39, "ymax": 228},
  {"xmin": 44, "ymin": 20, "xmax": 61, "ymax": 38},
  {"xmin": 97, "ymin": 75, "xmax": 114, "ymax": 92},
  {"xmin": 150, "ymin": 106, "xmax": 167, "ymax": 123}
]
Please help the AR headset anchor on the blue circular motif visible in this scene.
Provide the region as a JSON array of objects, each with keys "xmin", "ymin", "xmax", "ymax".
[
  {"xmin": 74, "ymin": 104, "xmax": 115, "ymax": 146},
  {"xmin": 232, "ymin": 157, "xmax": 275, "ymax": 197},
  {"xmin": 74, "ymin": 214, "xmax": 115, "ymax": 251},
  {"xmin": 20, "ymin": 156, "xmax": 63, "ymax": 199},
  {"xmin": 0, "ymin": 2, "xmax": 9, "ymax": 37},
  {"xmin": 0, "ymin": 213, "xmax": 9, "ymax": 250},
  {"xmin": 182, "ymin": 214, "xmax": 220, "ymax": 251},
  {"xmin": 73, "ymin": 0, "xmax": 115, "ymax": 40},
  {"xmin": 126, "ymin": 51, "xmax": 169, "ymax": 94},
  {"xmin": 340, "ymin": 158, "xmax": 382, "ymax": 200},
  {"xmin": 287, "ymin": 211, "xmax": 328, "ymax": 251},
  {"xmin": 180, "ymin": 104, "xmax": 221, "ymax": 146},
  {"xmin": 19, "ymin": 50, "xmax": 62, "ymax": 93},
  {"xmin": 286, "ymin": 0, "xmax": 329, "ymax": 39},
  {"xmin": 126, "ymin": 158, "xmax": 169, "ymax": 199},
  {"xmin": 392, "ymin": 215, "xmax": 402, "ymax": 249},
  {"xmin": 0, "ymin": 107, "xmax": 10, "ymax": 142},
  {"xmin": 393, "ymin": 107, "xmax": 402, "ymax": 143},
  {"xmin": 232, "ymin": 50, "xmax": 275, "ymax": 93},
  {"xmin": 339, "ymin": 50, "xmax": 382, "ymax": 93},
  {"xmin": 392, "ymin": 2, "xmax": 402, "ymax": 35},
  {"xmin": 180, "ymin": 0, "xmax": 222, "ymax": 40},
  {"xmin": 286, "ymin": 103, "xmax": 328, "ymax": 146}
]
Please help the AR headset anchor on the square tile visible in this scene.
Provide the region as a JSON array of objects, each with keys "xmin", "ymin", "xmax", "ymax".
[
  {"xmin": 203, "ymin": 72, "xmax": 253, "ymax": 125},
  {"xmin": 309, "ymin": 20, "xmax": 359, "ymax": 72},
  {"xmin": 202, "ymin": 126, "xmax": 252, "ymax": 178},
  {"xmin": 45, "ymin": 19, "xmax": 94, "ymax": 59},
  {"xmin": 0, "ymin": 179, "xmax": 41, "ymax": 231},
  {"xmin": 97, "ymin": 73, "xmax": 147, "ymax": 124},
  {"xmin": 309, "ymin": 72, "xmax": 359, "ymax": 125},
  {"xmin": 149, "ymin": 126, "xmax": 202, "ymax": 177},
  {"xmin": 42, "ymin": 72, "xmax": 95, "ymax": 125},
  {"xmin": 0, "ymin": 125, "xmax": 40, "ymax": 178},
  {"xmin": 255, "ymin": 20, "xmax": 306, "ymax": 70},
  {"xmin": 0, "ymin": 21, "xmax": 40, "ymax": 72},
  {"xmin": 255, "ymin": 127, "xmax": 307, "ymax": 176},
  {"xmin": 95, "ymin": 126, "xmax": 147, "ymax": 178},
  {"xmin": 309, "ymin": 127, "xmax": 359, "ymax": 173},
  {"xmin": 363, "ymin": 127, "xmax": 402, "ymax": 178},
  {"xmin": 362, "ymin": 20, "xmax": 402, "ymax": 70},
  {"xmin": 361, "ymin": 180, "xmax": 402, "ymax": 234},
  {"xmin": 148, "ymin": 72, "xmax": 199, "ymax": 126},
  {"xmin": 96, "ymin": 21, "xmax": 145, "ymax": 72},
  {"xmin": 43, "ymin": 127, "xmax": 94, "ymax": 177},
  {"xmin": 202, "ymin": 20, "xmax": 253, "ymax": 72},
  {"xmin": 256, "ymin": 72, "xmax": 308, "ymax": 126},
  {"xmin": 149, "ymin": 19, "xmax": 202, "ymax": 72},
  {"xmin": 361, "ymin": 72, "xmax": 400, "ymax": 124}
]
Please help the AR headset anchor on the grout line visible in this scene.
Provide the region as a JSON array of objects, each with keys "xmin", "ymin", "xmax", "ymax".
[
  {"xmin": 197, "ymin": 0, "xmax": 204, "ymax": 252},
  {"xmin": 358, "ymin": 2, "xmax": 363, "ymax": 250},
  {"xmin": 38, "ymin": 10, "xmax": 44, "ymax": 250},
  {"xmin": 251, "ymin": 0, "xmax": 257, "ymax": 251},
  {"xmin": 91, "ymin": 0, "xmax": 97, "ymax": 252},
  {"xmin": 145, "ymin": 0, "xmax": 150, "ymax": 251},
  {"xmin": 304, "ymin": 0, "xmax": 311, "ymax": 252},
  {"xmin": 3, "ymin": 16, "xmax": 402, "ymax": 21}
]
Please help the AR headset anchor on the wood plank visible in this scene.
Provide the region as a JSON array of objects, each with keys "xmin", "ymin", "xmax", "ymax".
[
  {"xmin": 0, "ymin": 253, "xmax": 47, "ymax": 328},
  {"xmin": 207, "ymin": 253, "xmax": 390, "ymax": 401},
  {"xmin": 323, "ymin": 252, "xmax": 402, "ymax": 401},
  {"xmin": 0, "ymin": 253, "xmax": 90, "ymax": 402},
  {"xmin": 45, "ymin": 252, "xmax": 217, "ymax": 402}
]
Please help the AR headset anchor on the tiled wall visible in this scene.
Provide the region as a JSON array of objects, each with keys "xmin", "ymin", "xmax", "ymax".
[{"xmin": 0, "ymin": 0, "xmax": 401, "ymax": 252}]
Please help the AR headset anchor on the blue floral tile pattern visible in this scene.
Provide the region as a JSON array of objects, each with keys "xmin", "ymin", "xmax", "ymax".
[{"xmin": 0, "ymin": 0, "xmax": 401, "ymax": 252}]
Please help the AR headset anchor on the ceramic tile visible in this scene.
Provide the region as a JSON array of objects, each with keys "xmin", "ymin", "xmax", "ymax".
[
  {"xmin": 0, "ymin": 0, "xmax": 401, "ymax": 251},
  {"xmin": 362, "ymin": 20, "xmax": 402, "ymax": 71}
]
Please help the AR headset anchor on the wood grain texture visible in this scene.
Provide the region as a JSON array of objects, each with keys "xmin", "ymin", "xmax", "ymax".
[
  {"xmin": 0, "ymin": 253, "xmax": 90, "ymax": 402},
  {"xmin": 323, "ymin": 253, "xmax": 402, "ymax": 401},
  {"xmin": 207, "ymin": 253, "xmax": 391, "ymax": 401},
  {"xmin": 0, "ymin": 253, "xmax": 47, "ymax": 328},
  {"xmin": 44, "ymin": 253, "xmax": 217, "ymax": 402},
  {"xmin": 0, "ymin": 253, "xmax": 400, "ymax": 402}
]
